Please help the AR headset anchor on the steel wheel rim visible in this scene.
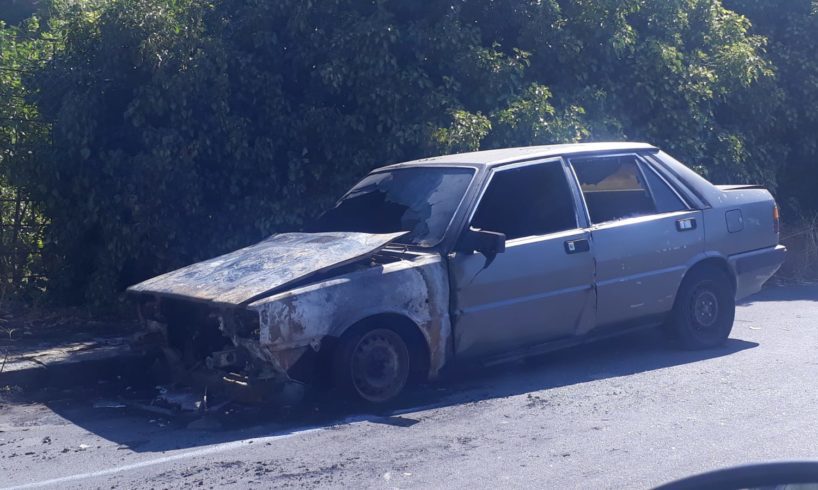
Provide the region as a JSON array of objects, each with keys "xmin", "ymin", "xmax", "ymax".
[
  {"xmin": 692, "ymin": 288, "xmax": 719, "ymax": 329},
  {"xmin": 350, "ymin": 330, "xmax": 406, "ymax": 401}
]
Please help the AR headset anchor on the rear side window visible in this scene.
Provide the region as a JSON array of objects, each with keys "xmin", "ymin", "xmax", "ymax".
[
  {"xmin": 571, "ymin": 155, "xmax": 656, "ymax": 223},
  {"xmin": 641, "ymin": 165, "xmax": 687, "ymax": 213},
  {"xmin": 571, "ymin": 155, "xmax": 688, "ymax": 223},
  {"xmin": 471, "ymin": 161, "xmax": 576, "ymax": 240}
]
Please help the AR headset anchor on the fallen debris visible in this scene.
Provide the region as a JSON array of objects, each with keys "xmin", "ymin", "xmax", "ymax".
[
  {"xmin": 156, "ymin": 387, "xmax": 203, "ymax": 412},
  {"xmin": 93, "ymin": 400, "xmax": 126, "ymax": 409}
]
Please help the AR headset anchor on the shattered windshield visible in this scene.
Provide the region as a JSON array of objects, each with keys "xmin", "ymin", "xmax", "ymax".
[{"xmin": 313, "ymin": 167, "xmax": 475, "ymax": 247}]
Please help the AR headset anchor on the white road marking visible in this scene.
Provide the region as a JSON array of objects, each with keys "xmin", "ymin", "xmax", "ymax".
[
  {"xmin": 2, "ymin": 406, "xmax": 444, "ymax": 490},
  {"xmin": 391, "ymin": 402, "xmax": 446, "ymax": 416},
  {"xmin": 3, "ymin": 425, "xmax": 327, "ymax": 489}
]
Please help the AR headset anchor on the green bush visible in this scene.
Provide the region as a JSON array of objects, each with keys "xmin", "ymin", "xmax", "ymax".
[
  {"xmin": 0, "ymin": 16, "xmax": 52, "ymax": 300},
  {"xmin": 724, "ymin": 0, "xmax": 818, "ymax": 220},
  {"xmin": 1, "ymin": 0, "xmax": 811, "ymax": 303}
]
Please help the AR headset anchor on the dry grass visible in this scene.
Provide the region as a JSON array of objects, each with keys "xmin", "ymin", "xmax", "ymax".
[{"xmin": 776, "ymin": 217, "xmax": 818, "ymax": 283}]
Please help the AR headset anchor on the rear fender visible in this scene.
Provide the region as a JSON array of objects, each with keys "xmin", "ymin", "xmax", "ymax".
[{"xmin": 672, "ymin": 252, "xmax": 736, "ymax": 301}]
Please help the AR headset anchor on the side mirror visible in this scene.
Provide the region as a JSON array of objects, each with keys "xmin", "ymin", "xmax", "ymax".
[{"xmin": 458, "ymin": 228, "xmax": 506, "ymax": 256}]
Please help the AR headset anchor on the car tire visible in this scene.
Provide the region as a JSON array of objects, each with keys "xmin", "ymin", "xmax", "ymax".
[
  {"xmin": 669, "ymin": 267, "xmax": 736, "ymax": 349},
  {"xmin": 333, "ymin": 326, "xmax": 411, "ymax": 403}
]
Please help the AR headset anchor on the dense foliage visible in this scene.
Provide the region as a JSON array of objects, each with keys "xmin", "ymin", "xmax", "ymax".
[
  {"xmin": 0, "ymin": 0, "xmax": 816, "ymax": 303},
  {"xmin": 0, "ymin": 16, "xmax": 51, "ymax": 298},
  {"xmin": 724, "ymin": 0, "xmax": 818, "ymax": 218}
]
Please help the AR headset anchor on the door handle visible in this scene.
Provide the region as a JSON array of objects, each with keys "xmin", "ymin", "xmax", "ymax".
[
  {"xmin": 564, "ymin": 238, "xmax": 590, "ymax": 254},
  {"xmin": 676, "ymin": 218, "xmax": 697, "ymax": 231}
]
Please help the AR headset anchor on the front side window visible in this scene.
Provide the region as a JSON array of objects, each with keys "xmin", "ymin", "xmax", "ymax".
[
  {"xmin": 313, "ymin": 167, "xmax": 474, "ymax": 247},
  {"xmin": 471, "ymin": 161, "xmax": 577, "ymax": 240}
]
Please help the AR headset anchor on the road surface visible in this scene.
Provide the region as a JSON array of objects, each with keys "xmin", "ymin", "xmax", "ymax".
[{"xmin": 1, "ymin": 284, "xmax": 817, "ymax": 489}]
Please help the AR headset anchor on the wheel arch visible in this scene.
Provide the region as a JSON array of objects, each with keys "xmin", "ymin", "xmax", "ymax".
[
  {"xmin": 680, "ymin": 255, "xmax": 737, "ymax": 297},
  {"xmin": 332, "ymin": 312, "xmax": 432, "ymax": 381}
]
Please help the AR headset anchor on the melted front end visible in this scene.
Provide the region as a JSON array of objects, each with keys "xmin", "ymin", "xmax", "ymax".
[{"xmin": 136, "ymin": 296, "xmax": 301, "ymax": 397}]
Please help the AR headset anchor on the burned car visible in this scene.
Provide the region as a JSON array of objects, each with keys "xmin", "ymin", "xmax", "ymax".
[{"xmin": 129, "ymin": 142, "xmax": 786, "ymax": 403}]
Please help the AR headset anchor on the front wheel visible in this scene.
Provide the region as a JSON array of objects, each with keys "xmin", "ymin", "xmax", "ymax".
[
  {"xmin": 669, "ymin": 268, "xmax": 736, "ymax": 349},
  {"xmin": 333, "ymin": 327, "xmax": 411, "ymax": 403}
]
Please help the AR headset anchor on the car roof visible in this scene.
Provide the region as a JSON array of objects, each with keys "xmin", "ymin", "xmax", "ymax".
[{"xmin": 379, "ymin": 142, "xmax": 658, "ymax": 170}]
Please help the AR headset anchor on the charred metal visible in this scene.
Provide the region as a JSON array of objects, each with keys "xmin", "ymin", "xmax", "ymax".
[
  {"xmin": 132, "ymin": 242, "xmax": 451, "ymax": 387},
  {"xmin": 128, "ymin": 142, "xmax": 786, "ymax": 403}
]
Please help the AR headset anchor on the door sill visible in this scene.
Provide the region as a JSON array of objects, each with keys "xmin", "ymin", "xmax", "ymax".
[{"xmin": 480, "ymin": 318, "xmax": 664, "ymax": 367}]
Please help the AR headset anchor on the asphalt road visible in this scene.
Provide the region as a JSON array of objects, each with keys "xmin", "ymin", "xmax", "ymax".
[{"xmin": 1, "ymin": 284, "xmax": 817, "ymax": 489}]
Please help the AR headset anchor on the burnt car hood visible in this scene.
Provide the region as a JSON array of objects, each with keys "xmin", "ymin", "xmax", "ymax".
[{"xmin": 127, "ymin": 231, "xmax": 408, "ymax": 306}]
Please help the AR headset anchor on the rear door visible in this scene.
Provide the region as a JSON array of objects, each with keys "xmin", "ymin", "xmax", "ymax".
[
  {"xmin": 450, "ymin": 159, "xmax": 596, "ymax": 359},
  {"xmin": 568, "ymin": 153, "xmax": 704, "ymax": 328}
]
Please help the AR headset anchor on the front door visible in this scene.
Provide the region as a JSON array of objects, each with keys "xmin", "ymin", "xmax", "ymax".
[
  {"xmin": 569, "ymin": 153, "xmax": 705, "ymax": 328},
  {"xmin": 450, "ymin": 159, "xmax": 596, "ymax": 359}
]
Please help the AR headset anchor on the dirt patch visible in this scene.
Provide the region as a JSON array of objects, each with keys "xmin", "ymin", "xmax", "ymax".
[
  {"xmin": 0, "ymin": 304, "xmax": 141, "ymax": 378},
  {"xmin": 0, "ymin": 305, "xmax": 139, "ymax": 346}
]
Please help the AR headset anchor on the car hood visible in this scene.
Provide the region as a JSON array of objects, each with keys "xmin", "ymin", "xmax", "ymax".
[{"xmin": 127, "ymin": 231, "xmax": 408, "ymax": 306}]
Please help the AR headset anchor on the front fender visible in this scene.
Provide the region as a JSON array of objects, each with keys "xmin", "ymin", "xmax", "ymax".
[{"xmin": 247, "ymin": 253, "xmax": 452, "ymax": 378}]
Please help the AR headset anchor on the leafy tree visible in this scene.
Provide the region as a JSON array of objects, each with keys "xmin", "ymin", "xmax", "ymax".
[
  {"xmin": 18, "ymin": 0, "xmax": 526, "ymax": 302},
  {"xmin": 1, "ymin": 0, "xmax": 796, "ymax": 303},
  {"xmin": 461, "ymin": 0, "xmax": 778, "ymax": 183},
  {"xmin": 0, "ymin": 17, "xmax": 52, "ymax": 297},
  {"xmin": 724, "ymin": 0, "xmax": 818, "ymax": 218}
]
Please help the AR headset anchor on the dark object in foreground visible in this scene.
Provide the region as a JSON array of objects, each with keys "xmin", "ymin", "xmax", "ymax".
[
  {"xmin": 128, "ymin": 142, "xmax": 786, "ymax": 403},
  {"xmin": 654, "ymin": 462, "xmax": 818, "ymax": 490}
]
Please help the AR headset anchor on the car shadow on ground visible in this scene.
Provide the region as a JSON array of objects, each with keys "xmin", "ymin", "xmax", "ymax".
[{"xmin": 31, "ymin": 327, "xmax": 758, "ymax": 454}]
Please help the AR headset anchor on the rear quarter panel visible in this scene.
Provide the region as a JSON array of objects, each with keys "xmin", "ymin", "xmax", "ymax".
[{"xmin": 703, "ymin": 188, "xmax": 779, "ymax": 256}]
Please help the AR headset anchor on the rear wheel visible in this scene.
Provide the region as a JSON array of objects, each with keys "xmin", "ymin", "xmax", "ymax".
[
  {"xmin": 333, "ymin": 327, "xmax": 411, "ymax": 403},
  {"xmin": 669, "ymin": 267, "xmax": 735, "ymax": 349}
]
